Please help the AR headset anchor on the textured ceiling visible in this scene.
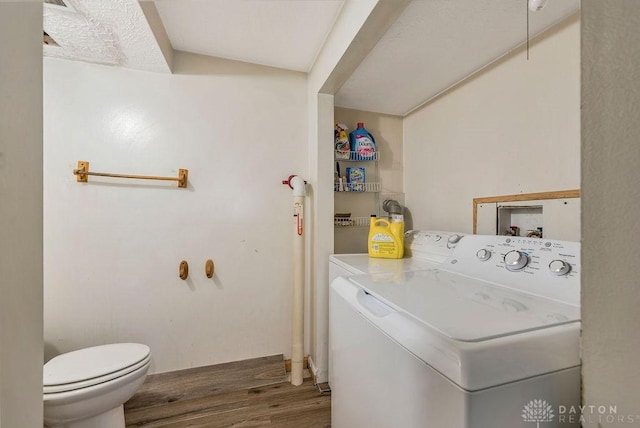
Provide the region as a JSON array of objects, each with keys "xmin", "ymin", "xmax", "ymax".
[
  {"xmin": 41, "ymin": 0, "xmax": 579, "ymax": 115},
  {"xmin": 153, "ymin": 0, "xmax": 344, "ymax": 72},
  {"xmin": 334, "ymin": 0, "xmax": 581, "ymax": 116},
  {"xmin": 43, "ymin": 0, "xmax": 171, "ymax": 73},
  {"xmin": 43, "ymin": 0, "xmax": 344, "ymax": 74}
]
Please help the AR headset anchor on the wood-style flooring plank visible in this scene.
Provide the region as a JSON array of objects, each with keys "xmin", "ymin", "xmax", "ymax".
[
  {"xmin": 125, "ymin": 389, "xmax": 250, "ymax": 427},
  {"xmin": 270, "ymin": 407, "xmax": 332, "ymax": 428},
  {"xmin": 141, "ymin": 379, "xmax": 329, "ymax": 428},
  {"xmin": 124, "ymin": 355, "xmax": 330, "ymax": 428},
  {"xmin": 263, "ymin": 381, "xmax": 331, "ymax": 428},
  {"xmin": 147, "ymin": 403, "xmax": 271, "ymax": 428},
  {"xmin": 126, "ymin": 355, "xmax": 286, "ymax": 412},
  {"xmin": 158, "ymin": 413, "xmax": 273, "ymax": 428}
]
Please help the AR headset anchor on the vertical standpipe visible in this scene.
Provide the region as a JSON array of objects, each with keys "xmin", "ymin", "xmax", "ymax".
[{"xmin": 288, "ymin": 176, "xmax": 306, "ymax": 386}]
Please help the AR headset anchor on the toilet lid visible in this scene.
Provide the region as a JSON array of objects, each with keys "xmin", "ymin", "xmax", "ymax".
[{"xmin": 43, "ymin": 343, "xmax": 150, "ymax": 392}]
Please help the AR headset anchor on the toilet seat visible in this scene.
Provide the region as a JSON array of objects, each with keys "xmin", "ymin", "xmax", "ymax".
[{"xmin": 44, "ymin": 343, "xmax": 151, "ymax": 394}]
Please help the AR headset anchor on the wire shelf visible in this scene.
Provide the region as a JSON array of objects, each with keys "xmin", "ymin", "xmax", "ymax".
[
  {"xmin": 334, "ymin": 216, "xmax": 372, "ymax": 227},
  {"xmin": 334, "ymin": 151, "xmax": 379, "ymax": 162},
  {"xmin": 334, "ymin": 182, "xmax": 381, "ymax": 193}
]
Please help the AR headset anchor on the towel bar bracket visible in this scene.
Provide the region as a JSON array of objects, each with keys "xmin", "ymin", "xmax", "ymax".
[{"xmin": 75, "ymin": 161, "xmax": 89, "ymax": 183}]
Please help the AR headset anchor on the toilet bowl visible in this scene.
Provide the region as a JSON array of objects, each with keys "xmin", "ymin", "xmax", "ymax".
[{"xmin": 43, "ymin": 343, "xmax": 151, "ymax": 428}]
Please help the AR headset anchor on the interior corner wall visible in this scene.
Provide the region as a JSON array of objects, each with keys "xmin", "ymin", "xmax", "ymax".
[
  {"xmin": 581, "ymin": 0, "xmax": 640, "ymax": 418},
  {"xmin": 334, "ymin": 107, "xmax": 403, "ymax": 254},
  {"xmin": 43, "ymin": 53, "xmax": 307, "ymax": 374},
  {"xmin": 403, "ymin": 16, "xmax": 580, "ymax": 234},
  {"xmin": 307, "ymin": 92, "xmax": 335, "ymax": 385},
  {"xmin": 306, "ymin": 0, "xmax": 378, "ymax": 384},
  {"xmin": 0, "ymin": 2, "xmax": 43, "ymax": 427}
]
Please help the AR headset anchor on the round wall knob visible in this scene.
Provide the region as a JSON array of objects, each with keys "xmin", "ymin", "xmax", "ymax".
[
  {"xmin": 549, "ymin": 260, "xmax": 571, "ymax": 276},
  {"xmin": 476, "ymin": 248, "xmax": 491, "ymax": 261},
  {"xmin": 504, "ymin": 250, "xmax": 529, "ymax": 271}
]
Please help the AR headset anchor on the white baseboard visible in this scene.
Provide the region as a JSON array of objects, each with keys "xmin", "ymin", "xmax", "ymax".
[{"xmin": 307, "ymin": 356, "xmax": 319, "ymax": 384}]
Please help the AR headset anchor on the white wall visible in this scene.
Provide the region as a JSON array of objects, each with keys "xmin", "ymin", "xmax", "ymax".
[
  {"xmin": 403, "ymin": 16, "xmax": 580, "ymax": 234},
  {"xmin": 0, "ymin": 2, "xmax": 43, "ymax": 427},
  {"xmin": 43, "ymin": 53, "xmax": 307, "ymax": 374},
  {"xmin": 582, "ymin": 0, "xmax": 640, "ymax": 420}
]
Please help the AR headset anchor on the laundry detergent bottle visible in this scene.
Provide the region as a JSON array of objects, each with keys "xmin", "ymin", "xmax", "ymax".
[
  {"xmin": 349, "ymin": 122, "xmax": 376, "ymax": 160},
  {"xmin": 368, "ymin": 215, "xmax": 404, "ymax": 259}
]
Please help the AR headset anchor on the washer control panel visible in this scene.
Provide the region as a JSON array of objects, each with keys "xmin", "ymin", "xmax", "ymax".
[
  {"xmin": 442, "ymin": 235, "xmax": 580, "ymax": 305},
  {"xmin": 404, "ymin": 230, "xmax": 465, "ymax": 262}
]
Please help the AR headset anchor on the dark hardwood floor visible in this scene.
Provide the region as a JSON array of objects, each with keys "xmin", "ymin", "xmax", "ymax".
[{"xmin": 125, "ymin": 355, "xmax": 331, "ymax": 427}]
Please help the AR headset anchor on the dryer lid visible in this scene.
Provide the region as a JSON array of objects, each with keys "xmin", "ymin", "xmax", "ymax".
[
  {"xmin": 349, "ymin": 269, "xmax": 580, "ymax": 342},
  {"xmin": 43, "ymin": 343, "xmax": 150, "ymax": 387}
]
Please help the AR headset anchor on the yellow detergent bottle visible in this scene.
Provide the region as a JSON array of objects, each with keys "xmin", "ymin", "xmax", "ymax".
[{"xmin": 368, "ymin": 215, "xmax": 404, "ymax": 259}]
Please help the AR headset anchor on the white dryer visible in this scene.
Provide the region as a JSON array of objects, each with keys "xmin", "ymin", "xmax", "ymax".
[{"xmin": 329, "ymin": 234, "xmax": 581, "ymax": 428}]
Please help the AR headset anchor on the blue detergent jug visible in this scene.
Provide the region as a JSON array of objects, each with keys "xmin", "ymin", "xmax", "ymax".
[{"xmin": 349, "ymin": 122, "xmax": 376, "ymax": 160}]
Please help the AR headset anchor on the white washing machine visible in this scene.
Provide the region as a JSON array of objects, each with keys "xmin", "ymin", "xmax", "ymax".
[
  {"xmin": 330, "ymin": 234, "xmax": 580, "ymax": 428},
  {"xmin": 327, "ymin": 231, "xmax": 464, "ymax": 385},
  {"xmin": 329, "ymin": 230, "xmax": 464, "ymax": 282}
]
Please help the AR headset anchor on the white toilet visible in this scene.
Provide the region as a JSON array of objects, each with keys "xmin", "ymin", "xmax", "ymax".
[{"xmin": 43, "ymin": 343, "xmax": 151, "ymax": 428}]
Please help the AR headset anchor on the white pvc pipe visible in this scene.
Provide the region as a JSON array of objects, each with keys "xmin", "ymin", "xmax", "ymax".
[{"xmin": 290, "ymin": 175, "xmax": 306, "ymax": 386}]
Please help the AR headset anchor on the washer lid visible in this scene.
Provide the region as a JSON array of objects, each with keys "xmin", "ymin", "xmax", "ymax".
[
  {"xmin": 330, "ymin": 254, "xmax": 438, "ymax": 275},
  {"xmin": 43, "ymin": 343, "xmax": 150, "ymax": 387},
  {"xmin": 349, "ymin": 269, "xmax": 580, "ymax": 342},
  {"xmin": 331, "ymin": 275, "xmax": 580, "ymax": 391}
]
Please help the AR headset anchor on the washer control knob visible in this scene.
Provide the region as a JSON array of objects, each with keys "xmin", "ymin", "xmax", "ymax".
[
  {"xmin": 476, "ymin": 249, "xmax": 491, "ymax": 261},
  {"xmin": 504, "ymin": 250, "xmax": 529, "ymax": 271},
  {"xmin": 448, "ymin": 234, "xmax": 462, "ymax": 244},
  {"xmin": 549, "ymin": 260, "xmax": 571, "ymax": 276}
]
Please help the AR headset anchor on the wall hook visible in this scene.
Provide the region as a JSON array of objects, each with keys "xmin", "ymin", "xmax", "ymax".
[
  {"xmin": 179, "ymin": 260, "xmax": 189, "ymax": 280},
  {"xmin": 205, "ymin": 260, "xmax": 215, "ymax": 278}
]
